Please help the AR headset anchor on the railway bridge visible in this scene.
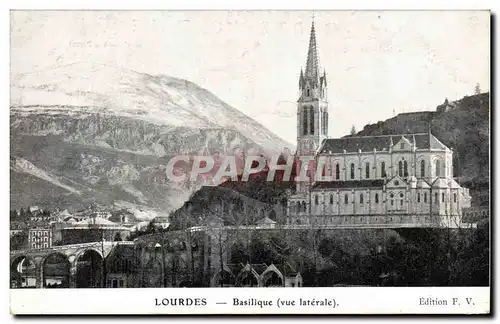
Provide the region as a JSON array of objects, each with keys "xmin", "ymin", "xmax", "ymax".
[{"xmin": 10, "ymin": 241, "xmax": 133, "ymax": 288}]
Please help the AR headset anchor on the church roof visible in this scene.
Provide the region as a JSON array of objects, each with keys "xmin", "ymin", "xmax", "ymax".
[
  {"xmin": 319, "ymin": 133, "xmax": 448, "ymax": 154},
  {"xmin": 312, "ymin": 179, "xmax": 385, "ymax": 190}
]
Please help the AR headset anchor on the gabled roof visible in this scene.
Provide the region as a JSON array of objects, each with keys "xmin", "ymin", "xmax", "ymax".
[
  {"xmin": 392, "ymin": 136, "xmax": 413, "ymax": 151},
  {"xmin": 429, "ymin": 134, "xmax": 448, "ymax": 150},
  {"xmin": 261, "ymin": 264, "xmax": 284, "ymax": 279},
  {"xmin": 432, "ymin": 178, "xmax": 449, "ymax": 188},
  {"xmin": 312, "ymin": 179, "xmax": 385, "ymax": 190},
  {"xmin": 385, "ymin": 176, "xmax": 407, "ymax": 188},
  {"xmin": 319, "ymin": 133, "xmax": 448, "ymax": 154},
  {"xmin": 417, "ymin": 178, "xmax": 431, "ymax": 189},
  {"xmin": 448, "ymin": 179, "xmax": 462, "ymax": 189}
]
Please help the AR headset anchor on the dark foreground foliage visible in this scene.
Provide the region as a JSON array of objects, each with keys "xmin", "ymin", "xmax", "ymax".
[{"xmin": 228, "ymin": 223, "xmax": 489, "ymax": 287}]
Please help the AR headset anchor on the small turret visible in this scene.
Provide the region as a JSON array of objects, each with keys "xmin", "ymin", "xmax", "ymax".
[{"xmin": 299, "ymin": 69, "xmax": 304, "ymax": 89}]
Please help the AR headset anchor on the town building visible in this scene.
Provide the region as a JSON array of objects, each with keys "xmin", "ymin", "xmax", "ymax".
[
  {"xmin": 10, "ymin": 221, "xmax": 26, "ymax": 237},
  {"xmin": 287, "ymin": 20, "xmax": 472, "ymax": 228},
  {"xmin": 60, "ymin": 217, "xmax": 130, "ymax": 245},
  {"xmin": 28, "ymin": 228, "xmax": 52, "ymax": 249},
  {"xmin": 150, "ymin": 216, "xmax": 170, "ymax": 230}
]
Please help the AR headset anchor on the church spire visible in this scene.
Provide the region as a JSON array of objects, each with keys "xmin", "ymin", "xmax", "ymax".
[{"xmin": 304, "ymin": 18, "xmax": 320, "ymax": 83}]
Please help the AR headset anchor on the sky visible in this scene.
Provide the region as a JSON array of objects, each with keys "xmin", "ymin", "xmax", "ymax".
[{"xmin": 10, "ymin": 10, "xmax": 490, "ymax": 144}]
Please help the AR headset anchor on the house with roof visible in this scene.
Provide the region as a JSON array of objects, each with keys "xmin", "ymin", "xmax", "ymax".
[{"xmin": 286, "ymin": 19, "xmax": 472, "ymax": 228}]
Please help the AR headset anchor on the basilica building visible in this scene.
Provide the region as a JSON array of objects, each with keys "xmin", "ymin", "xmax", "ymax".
[{"xmin": 287, "ymin": 20, "xmax": 472, "ymax": 228}]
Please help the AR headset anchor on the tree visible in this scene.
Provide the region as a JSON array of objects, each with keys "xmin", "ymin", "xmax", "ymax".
[
  {"xmin": 206, "ymin": 217, "xmax": 236, "ymax": 287},
  {"xmin": 202, "ymin": 200, "xmax": 243, "ymax": 287},
  {"xmin": 350, "ymin": 125, "xmax": 357, "ymax": 135},
  {"xmin": 10, "ymin": 231, "xmax": 28, "ymax": 250}
]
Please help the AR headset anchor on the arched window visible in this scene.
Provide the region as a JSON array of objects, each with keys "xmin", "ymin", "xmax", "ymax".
[
  {"xmin": 310, "ymin": 108, "xmax": 315, "ymax": 134},
  {"xmin": 404, "ymin": 161, "xmax": 408, "ymax": 177},
  {"xmin": 454, "ymin": 193, "xmax": 457, "ymax": 203},
  {"xmin": 335, "ymin": 164, "xmax": 340, "ymax": 180},
  {"xmin": 390, "ymin": 193, "xmax": 394, "ymax": 206},
  {"xmin": 306, "ymin": 89, "xmax": 310, "ymax": 97},
  {"xmin": 417, "ymin": 192, "xmax": 421, "ymax": 203},
  {"xmin": 365, "ymin": 163, "xmax": 370, "ymax": 179},
  {"xmin": 375, "ymin": 193, "xmax": 379, "ymax": 204},
  {"xmin": 424, "ymin": 192, "xmax": 428, "ymax": 203},
  {"xmin": 329, "ymin": 194, "xmax": 334, "ymax": 204},
  {"xmin": 360, "ymin": 194, "xmax": 364, "ymax": 204},
  {"xmin": 434, "ymin": 192, "xmax": 438, "ymax": 203},
  {"xmin": 344, "ymin": 194, "xmax": 349, "ymax": 204},
  {"xmin": 442, "ymin": 193, "xmax": 445, "ymax": 202},
  {"xmin": 435, "ymin": 160, "xmax": 441, "ymax": 177},
  {"xmin": 303, "ymin": 107, "xmax": 308, "ymax": 136},
  {"xmin": 315, "ymin": 195, "xmax": 319, "ymax": 205},
  {"xmin": 350, "ymin": 163, "xmax": 355, "ymax": 179},
  {"xmin": 323, "ymin": 111, "xmax": 328, "ymax": 135},
  {"xmin": 420, "ymin": 160, "xmax": 425, "ymax": 177},
  {"xmin": 381, "ymin": 162, "xmax": 386, "ymax": 178},
  {"xmin": 400, "ymin": 192, "xmax": 404, "ymax": 207},
  {"xmin": 398, "ymin": 161, "xmax": 403, "ymax": 177}
]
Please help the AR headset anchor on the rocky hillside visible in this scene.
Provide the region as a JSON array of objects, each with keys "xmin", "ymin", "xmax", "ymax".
[
  {"xmin": 354, "ymin": 92, "xmax": 490, "ymax": 205},
  {"xmin": 10, "ymin": 62, "xmax": 293, "ymax": 219}
]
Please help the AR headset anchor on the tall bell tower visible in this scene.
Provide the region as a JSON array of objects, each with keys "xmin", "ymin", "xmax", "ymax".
[{"xmin": 296, "ymin": 18, "xmax": 329, "ymax": 192}]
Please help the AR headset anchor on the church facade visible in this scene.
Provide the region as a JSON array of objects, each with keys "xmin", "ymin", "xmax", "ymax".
[{"xmin": 287, "ymin": 21, "xmax": 472, "ymax": 228}]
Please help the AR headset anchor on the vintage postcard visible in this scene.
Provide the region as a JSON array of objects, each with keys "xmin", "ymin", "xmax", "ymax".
[{"xmin": 9, "ymin": 10, "xmax": 490, "ymax": 315}]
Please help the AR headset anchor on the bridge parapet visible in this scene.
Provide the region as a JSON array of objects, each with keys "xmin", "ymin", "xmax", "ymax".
[{"xmin": 10, "ymin": 241, "xmax": 135, "ymax": 260}]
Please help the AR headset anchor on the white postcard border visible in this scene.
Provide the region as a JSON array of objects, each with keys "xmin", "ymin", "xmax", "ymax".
[
  {"xmin": 10, "ymin": 287, "xmax": 490, "ymax": 315},
  {"xmin": 3, "ymin": 0, "xmax": 497, "ymax": 320}
]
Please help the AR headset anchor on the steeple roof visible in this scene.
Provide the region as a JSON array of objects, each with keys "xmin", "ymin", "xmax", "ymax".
[{"xmin": 304, "ymin": 20, "xmax": 320, "ymax": 82}]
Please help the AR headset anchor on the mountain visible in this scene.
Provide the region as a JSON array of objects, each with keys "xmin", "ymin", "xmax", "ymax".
[
  {"xmin": 10, "ymin": 62, "xmax": 293, "ymax": 218},
  {"xmin": 352, "ymin": 92, "xmax": 490, "ymax": 206}
]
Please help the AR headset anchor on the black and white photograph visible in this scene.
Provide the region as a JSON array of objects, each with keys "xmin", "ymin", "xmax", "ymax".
[{"xmin": 8, "ymin": 9, "xmax": 490, "ymax": 315}]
